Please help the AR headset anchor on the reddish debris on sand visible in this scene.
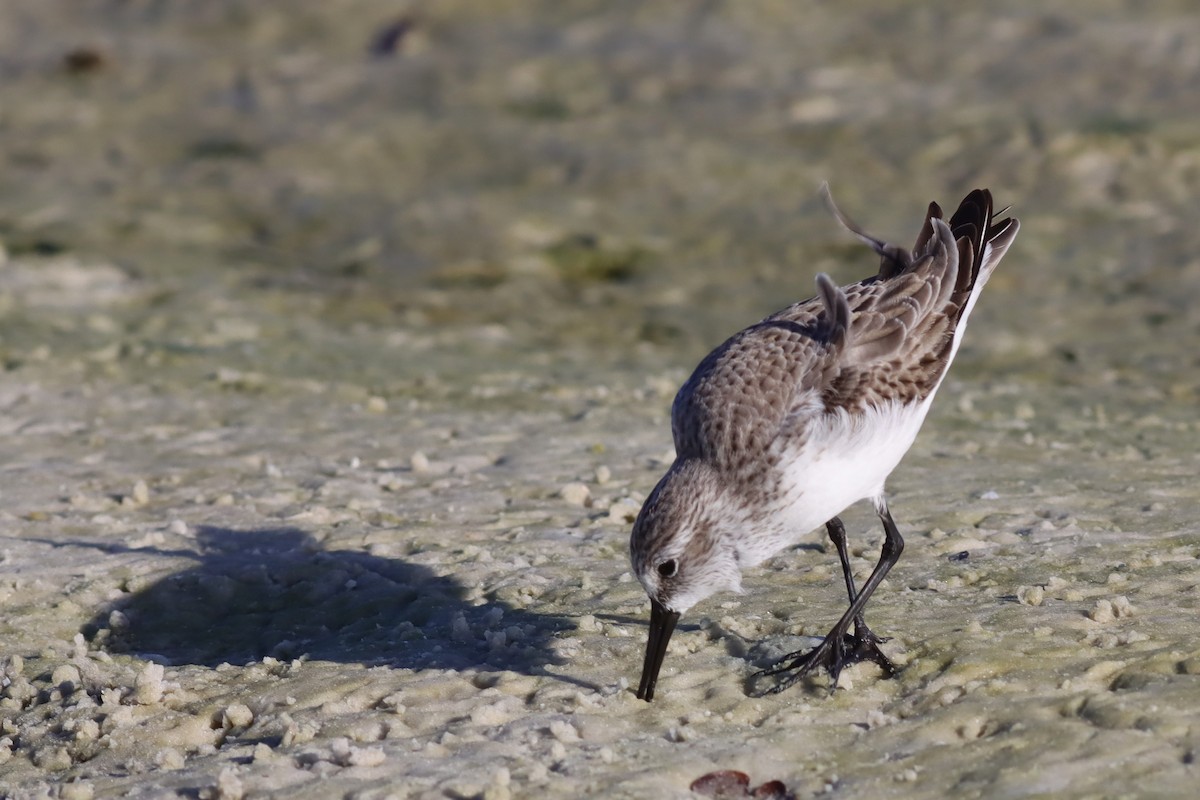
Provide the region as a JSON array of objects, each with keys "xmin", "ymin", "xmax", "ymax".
[
  {"xmin": 752, "ymin": 780, "xmax": 795, "ymax": 800},
  {"xmin": 690, "ymin": 771, "xmax": 796, "ymax": 800},
  {"xmin": 690, "ymin": 771, "xmax": 750, "ymax": 797},
  {"xmin": 63, "ymin": 47, "xmax": 107, "ymax": 74},
  {"xmin": 369, "ymin": 18, "xmax": 416, "ymax": 57}
]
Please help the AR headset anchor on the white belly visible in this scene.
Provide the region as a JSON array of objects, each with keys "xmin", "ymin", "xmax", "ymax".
[{"xmin": 735, "ymin": 397, "xmax": 934, "ymax": 567}]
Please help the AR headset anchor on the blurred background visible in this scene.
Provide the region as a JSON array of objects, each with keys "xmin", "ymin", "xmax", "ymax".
[
  {"xmin": 2, "ymin": 3, "xmax": 1199, "ymax": 795},
  {"xmin": 1, "ymin": 0, "xmax": 1198, "ymax": 417}
]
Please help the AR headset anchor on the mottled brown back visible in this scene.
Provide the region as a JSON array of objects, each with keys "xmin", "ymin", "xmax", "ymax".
[{"xmin": 671, "ymin": 189, "xmax": 1019, "ymax": 475}]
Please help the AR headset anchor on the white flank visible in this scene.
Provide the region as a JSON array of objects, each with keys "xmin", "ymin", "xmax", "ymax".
[{"xmin": 734, "ymin": 397, "xmax": 935, "ymax": 568}]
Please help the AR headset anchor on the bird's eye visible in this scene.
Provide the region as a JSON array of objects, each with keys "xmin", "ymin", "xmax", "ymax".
[{"xmin": 657, "ymin": 559, "xmax": 677, "ymax": 578}]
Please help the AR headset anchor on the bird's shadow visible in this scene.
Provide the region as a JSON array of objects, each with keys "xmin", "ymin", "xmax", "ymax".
[{"xmin": 63, "ymin": 526, "xmax": 577, "ymax": 682}]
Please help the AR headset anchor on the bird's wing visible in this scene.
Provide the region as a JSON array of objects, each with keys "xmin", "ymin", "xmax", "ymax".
[
  {"xmin": 670, "ymin": 223, "xmax": 958, "ymax": 471},
  {"xmin": 671, "ymin": 189, "xmax": 1018, "ymax": 470},
  {"xmin": 670, "ymin": 293, "xmax": 833, "ymax": 471},
  {"xmin": 795, "ymin": 187, "xmax": 1019, "ymax": 412}
]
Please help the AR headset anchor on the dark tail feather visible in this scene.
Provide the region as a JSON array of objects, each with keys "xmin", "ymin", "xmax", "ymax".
[
  {"xmin": 941, "ymin": 189, "xmax": 1020, "ymax": 315},
  {"xmin": 820, "ymin": 183, "xmax": 1018, "ymax": 296},
  {"xmin": 821, "ymin": 183, "xmax": 914, "ymax": 279},
  {"xmin": 945, "ymin": 189, "xmax": 991, "ymax": 297}
]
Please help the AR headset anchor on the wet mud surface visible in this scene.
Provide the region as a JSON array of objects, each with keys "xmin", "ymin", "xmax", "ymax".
[{"xmin": 1, "ymin": 2, "xmax": 1199, "ymax": 798}]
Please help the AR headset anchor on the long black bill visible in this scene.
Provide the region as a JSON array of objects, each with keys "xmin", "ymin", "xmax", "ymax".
[{"xmin": 636, "ymin": 598, "xmax": 681, "ymax": 702}]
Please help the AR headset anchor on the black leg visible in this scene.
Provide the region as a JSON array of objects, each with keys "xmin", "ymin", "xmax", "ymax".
[
  {"xmin": 826, "ymin": 517, "xmax": 855, "ymax": 603},
  {"xmin": 827, "ymin": 517, "xmax": 892, "ymax": 654},
  {"xmin": 755, "ymin": 499, "xmax": 903, "ymax": 694},
  {"xmin": 826, "ymin": 517, "xmax": 866, "ymax": 633}
]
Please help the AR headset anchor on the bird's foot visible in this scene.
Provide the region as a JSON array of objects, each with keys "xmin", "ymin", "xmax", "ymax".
[
  {"xmin": 751, "ymin": 625, "xmax": 895, "ymax": 696},
  {"xmin": 843, "ymin": 624, "xmax": 896, "ymax": 677}
]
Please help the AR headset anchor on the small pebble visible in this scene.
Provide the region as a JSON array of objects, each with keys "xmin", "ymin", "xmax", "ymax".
[
  {"xmin": 222, "ymin": 703, "xmax": 254, "ymax": 730},
  {"xmin": 451, "ymin": 613, "xmax": 472, "ymax": 642},
  {"xmin": 212, "ymin": 767, "xmax": 244, "ymax": 800},
  {"xmin": 1111, "ymin": 595, "xmax": 1134, "ymax": 617},
  {"xmin": 156, "ymin": 748, "xmax": 186, "ymax": 770},
  {"xmin": 607, "ymin": 498, "xmax": 641, "ymax": 524},
  {"xmin": 1088, "ymin": 599, "xmax": 1115, "ymax": 623},
  {"xmin": 559, "ymin": 482, "xmax": 591, "ymax": 507},
  {"xmin": 134, "ymin": 662, "xmax": 165, "ymax": 704},
  {"xmin": 330, "ymin": 737, "xmax": 386, "ymax": 767},
  {"xmin": 69, "ymin": 719, "xmax": 100, "ymax": 742},
  {"xmin": 4, "ymin": 654, "xmax": 24, "ymax": 678},
  {"xmin": 60, "ymin": 783, "xmax": 94, "ymax": 800},
  {"xmin": 51, "ymin": 664, "xmax": 82, "ymax": 689},
  {"xmin": 548, "ymin": 719, "xmax": 579, "ymax": 742},
  {"xmin": 33, "ymin": 746, "xmax": 72, "ymax": 771},
  {"xmin": 1017, "ymin": 585, "xmax": 1045, "ymax": 606}
]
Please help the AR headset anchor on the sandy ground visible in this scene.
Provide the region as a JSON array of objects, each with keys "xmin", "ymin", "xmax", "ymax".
[{"xmin": 2, "ymin": 2, "xmax": 1200, "ymax": 798}]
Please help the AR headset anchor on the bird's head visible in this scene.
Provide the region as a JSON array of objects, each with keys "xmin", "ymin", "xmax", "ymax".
[{"xmin": 629, "ymin": 459, "xmax": 744, "ymax": 701}]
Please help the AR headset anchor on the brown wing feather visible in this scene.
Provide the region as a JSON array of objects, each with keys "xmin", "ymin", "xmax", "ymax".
[
  {"xmin": 671, "ymin": 188, "xmax": 1019, "ymax": 475},
  {"xmin": 818, "ymin": 216, "xmax": 960, "ymax": 409}
]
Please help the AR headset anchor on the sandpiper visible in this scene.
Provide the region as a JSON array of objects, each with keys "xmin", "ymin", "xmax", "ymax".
[{"xmin": 630, "ymin": 187, "xmax": 1019, "ymax": 701}]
